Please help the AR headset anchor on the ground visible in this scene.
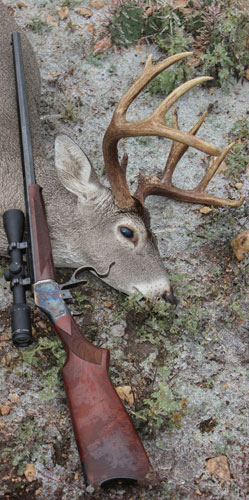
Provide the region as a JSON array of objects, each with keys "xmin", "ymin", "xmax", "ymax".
[{"xmin": 0, "ymin": 1, "xmax": 249, "ymax": 499}]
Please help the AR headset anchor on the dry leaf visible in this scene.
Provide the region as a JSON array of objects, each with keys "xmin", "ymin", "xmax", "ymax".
[
  {"xmin": 235, "ymin": 182, "xmax": 243, "ymax": 190},
  {"xmin": 17, "ymin": 1, "xmax": 27, "ymax": 8},
  {"xmin": 116, "ymin": 386, "xmax": 134, "ymax": 405},
  {"xmin": 146, "ymin": 6, "xmax": 154, "ymax": 17},
  {"xmin": 46, "ymin": 15, "xmax": 58, "ymax": 26},
  {"xmin": 56, "ymin": 6, "xmax": 69, "ymax": 20},
  {"xmin": 0, "ymin": 403, "xmax": 11, "ymax": 416},
  {"xmin": 103, "ymin": 301, "xmax": 113, "ymax": 308},
  {"xmin": 188, "ymin": 54, "xmax": 201, "ymax": 67},
  {"xmin": 206, "ymin": 455, "xmax": 230, "ymax": 482},
  {"xmin": 8, "ymin": 7, "xmax": 15, "ymax": 16},
  {"xmin": 150, "ymin": 176, "xmax": 160, "ymax": 184},
  {"xmin": 173, "ymin": 0, "xmax": 189, "ymax": 8},
  {"xmin": 89, "ymin": 0, "xmax": 105, "ymax": 9},
  {"xmin": 94, "ymin": 37, "xmax": 112, "ymax": 54},
  {"xmin": 9, "ymin": 393, "xmax": 20, "ymax": 404},
  {"xmin": 75, "ymin": 7, "xmax": 93, "ymax": 18},
  {"xmin": 217, "ymin": 160, "xmax": 227, "ymax": 173},
  {"xmin": 200, "ymin": 206, "xmax": 212, "ymax": 214},
  {"xmin": 245, "ymin": 69, "xmax": 249, "ymax": 81},
  {"xmin": 85, "ymin": 24, "xmax": 94, "ymax": 34},
  {"xmin": 24, "ymin": 464, "xmax": 36, "ymax": 482},
  {"xmin": 231, "ymin": 230, "xmax": 249, "ymax": 262},
  {"xmin": 48, "ymin": 71, "xmax": 61, "ymax": 79}
]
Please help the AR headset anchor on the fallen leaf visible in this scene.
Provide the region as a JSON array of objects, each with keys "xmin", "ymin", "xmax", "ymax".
[
  {"xmin": 75, "ymin": 7, "xmax": 93, "ymax": 18},
  {"xmin": 56, "ymin": 6, "xmax": 69, "ymax": 20},
  {"xmin": 116, "ymin": 386, "xmax": 134, "ymax": 405},
  {"xmin": 0, "ymin": 403, "xmax": 11, "ymax": 416},
  {"xmin": 245, "ymin": 69, "xmax": 249, "ymax": 81},
  {"xmin": 235, "ymin": 182, "xmax": 243, "ymax": 190},
  {"xmin": 48, "ymin": 71, "xmax": 61, "ymax": 79},
  {"xmin": 145, "ymin": 6, "xmax": 154, "ymax": 17},
  {"xmin": 85, "ymin": 24, "xmax": 95, "ymax": 34},
  {"xmin": 149, "ymin": 176, "xmax": 160, "ymax": 184},
  {"xmin": 17, "ymin": 1, "xmax": 27, "ymax": 8},
  {"xmin": 103, "ymin": 301, "xmax": 113, "ymax": 308},
  {"xmin": 206, "ymin": 455, "xmax": 230, "ymax": 482},
  {"xmin": 89, "ymin": 0, "xmax": 105, "ymax": 9},
  {"xmin": 24, "ymin": 464, "xmax": 36, "ymax": 482},
  {"xmin": 217, "ymin": 160, "xmax": 227, "ymax": 173},
  {"xmin": 8, "ymin": 6, "xmax": 15, "ymax": 15},
  {"xmin": 173, "ymin": 0, "xmax": 189, "ymax": 8},
  {"xmin": 188, "ymin": 54, "xmax": 201, "ymax": 67},
  {"xmin": 8, "ymin": 393, "xmax": 20, "ymax": 404},
  {"xmin": 94, "ymin": 37, "xmax": 112, "ymax": 54},
  {"xmin": 46, "ymin": 15, "xmax": 58, "ymax": 26},
  {"xmin": 200, "ymin": 206, "xmax": 212, "ymax": 214},
  {"xmin": 231, "ymin": 230, "xmax": 249, "ymax": 262}
]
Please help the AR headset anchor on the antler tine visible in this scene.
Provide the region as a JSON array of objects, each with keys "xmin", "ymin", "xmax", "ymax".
[
  {"xmin": 196, "ymin": 143, "xmax": 234, "ymax": 191},
  {"xmin": 115, "ymin": 52, "xmax": 193, "ymax": 114},
  {"xmin": 134, "ymin": 130, "xmax": 245, "ymax": 208},
  {"xmin": 103, "ymin": 52, "xmax": 223, "ymax": 208},
  {"xmin": 161, "ymin": 108, "xmax": 207, "ymax": 184},
  {"xmin": 152, "ymin": 76, "xmax": 212, "ymax": 123}
]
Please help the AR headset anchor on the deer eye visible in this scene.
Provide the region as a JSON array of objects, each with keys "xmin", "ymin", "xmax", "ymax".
[{"xmin": 120, "ymin": 227, "xmax": 134, "ymax": 239}]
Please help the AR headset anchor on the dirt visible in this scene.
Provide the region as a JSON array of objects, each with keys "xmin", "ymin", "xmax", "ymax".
[{"xmin": 0, "ymin": 1, "xmax": 249, "ymax": 499}]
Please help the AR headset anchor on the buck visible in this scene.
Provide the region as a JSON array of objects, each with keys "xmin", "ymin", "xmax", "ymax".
[{"xmin": 0, "ymin": 2, "xmax": 244, "ymax": 303}]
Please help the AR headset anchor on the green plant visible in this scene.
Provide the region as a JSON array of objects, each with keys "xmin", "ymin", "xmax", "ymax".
[
  {"xmin": 230, "ymin": 119, "xmax": 249, "ymax": 140},
  {"xmin": 21, "ymin": 336, "xmax": 66, "ymax": 399},
  {"xmin": 134, "ymin": 367, "xmax": 181, "ymax": 431},
  {"xmin": 109, "ymin": 3, "xmax": 144, "ymax": 46},
  {"xmin": 86, "ymin": 54, "xmax": 105, "ymax": 67},
  {"xmin": 28, "ymin": 15, "xmax": 50, "ymax": 34},
  {"xmin": 3, "ymin": 421, "xmax": 44, "ymax": 475},
  {"xmin": 108, "ymin": 1, "xmax": 249, "ymax": 91},
  {"xmin": 225, "ymin": 119, "xmax": 249, "ymax": 181},
  {"xmin": 225, "ymin": 143, "xmax": 249, "ymax": 182}
]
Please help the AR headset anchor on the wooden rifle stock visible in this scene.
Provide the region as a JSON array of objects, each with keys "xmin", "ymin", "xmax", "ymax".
[{"xmin": 30, "ymin": 185, "xmax": 153, "ymax": 486}]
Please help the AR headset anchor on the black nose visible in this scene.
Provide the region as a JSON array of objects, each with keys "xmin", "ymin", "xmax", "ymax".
[{"xmin": 162, "ymin": 289, "xmax": 178, "ymax": 305}]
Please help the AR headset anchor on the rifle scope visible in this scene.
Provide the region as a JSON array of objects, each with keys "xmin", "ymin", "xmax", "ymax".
[{"xmin": 3, "ymin": 209, "xmax": 33, "ymax": 347}]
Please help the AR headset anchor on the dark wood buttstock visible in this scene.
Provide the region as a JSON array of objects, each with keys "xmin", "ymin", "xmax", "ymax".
[
  {"xmin": 54, "ymin": 314, "xmax": 154, "ymax": 487},
  {"xmin": 29, "ymin": 184, "xmax": 56, "ymax": 281}
]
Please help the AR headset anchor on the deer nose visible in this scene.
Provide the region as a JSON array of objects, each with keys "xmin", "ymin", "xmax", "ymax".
[{"xmin": 162, "ymin": 288, "xmax": 178, "ymax": 305}]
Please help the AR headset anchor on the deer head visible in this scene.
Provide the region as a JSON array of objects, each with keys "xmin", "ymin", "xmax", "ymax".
[{"xmin": 53, "ymin": 53, "xmax": 244, "ymax": 302}]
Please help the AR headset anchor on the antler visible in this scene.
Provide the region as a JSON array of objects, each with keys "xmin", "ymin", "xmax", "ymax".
[
  {"xmin": 103, "ymin": 53, "xmax": 244, "ymax": 209},
  {"xmin": 134, "ymin": 108, "xmax": 245, "ymax": 207}
]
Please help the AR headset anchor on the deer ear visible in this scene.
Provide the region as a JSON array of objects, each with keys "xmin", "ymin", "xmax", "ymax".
[{"xmin": 54, "ymin": 134, "xmax": 105, "ymax": 199}]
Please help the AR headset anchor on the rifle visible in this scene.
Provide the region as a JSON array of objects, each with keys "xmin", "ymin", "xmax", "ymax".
[{"xmin": 3, "ymin": 32, "xmax": 153, "ymax": 487}]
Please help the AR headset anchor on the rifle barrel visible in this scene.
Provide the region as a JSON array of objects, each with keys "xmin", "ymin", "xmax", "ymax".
[{"xmin": 12, "ymin": 31, "xmax": 35, "ymax": 187}]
